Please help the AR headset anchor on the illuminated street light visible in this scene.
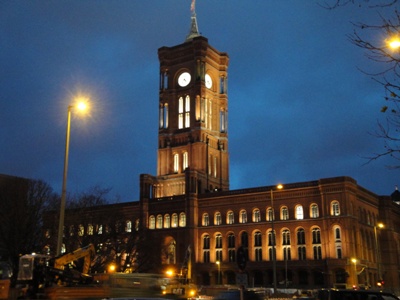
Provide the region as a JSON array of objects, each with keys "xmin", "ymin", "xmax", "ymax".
[
  {"xmin": 270, "ymin": 184, "xmax": 283, "ymax": 294},
  {"xmin": 351, "ymin": 258, "xmax": 358, "ymax": 288},
  {"xmin": 388, "ymin": 37, "xmax": 400, "ymax": 50},
  {"xmin": 374, "ymin": 223, "xmax": 384, "ymax": 284},
  {"xmin": 56, "ymin": 100, "xmax": 89, "ymax": 256}
]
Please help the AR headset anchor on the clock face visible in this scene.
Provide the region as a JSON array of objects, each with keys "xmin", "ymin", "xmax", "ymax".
[
  {"xmin": 178, "ymin": 72, "xmax": 191, "ymax": 87},
  {"xmin": 205, "ymin": 74, "xmax": 212, "ymax": 89}
]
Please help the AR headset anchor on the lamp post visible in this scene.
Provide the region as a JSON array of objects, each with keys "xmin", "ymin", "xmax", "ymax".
[
  {"xmin": 374, "ymin": 223, "xmax": 384, "ymax": 283},
  {"xmin": 56, "ymin": 101, "xmax": 88, "ymax": 256},
  {"xmin": 216, "ymin": 260, "xmax": 221, "ymax": 285},
  {"xmin": 270, "ymin": 184, "xmax": 283, "ymax": 294},
  {"xmin": 351, "ymin": 258, "xmax": 358, "ymax": 288}
]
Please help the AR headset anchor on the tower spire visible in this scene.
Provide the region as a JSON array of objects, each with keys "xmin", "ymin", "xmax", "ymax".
[{"xmin": 185, "ymin": 0, "xmax": 200, "ymax": 41}]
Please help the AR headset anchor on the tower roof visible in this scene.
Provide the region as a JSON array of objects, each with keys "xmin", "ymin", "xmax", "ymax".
[
  {"xmin": 391, "ymin": 185, "xmax": 400, "ymax": 203},
  {"xmin": 185, "ymin": 0, "xmax": 200, "ymax": 42}
]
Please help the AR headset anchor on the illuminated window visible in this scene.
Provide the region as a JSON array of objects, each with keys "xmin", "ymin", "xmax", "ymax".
[
  {"xmin": 178, "ymin": 96, "xmax": 190, "ymax": 129},
  {"xmin": 216, "ymin": 234, "xmax": 223, "ymax": 261},
  {"xmin": 215, "ymin": 212, "xmax": 222, "ymax": 225},
  {"xmin": 164, "ymin": 214, "xmax": 170, "ymax": 228},
  {"xmin": 312, "ymin": 228, "xmax": 322, "ymax": 260},
  {"xmin": 266, "ymin": 208, "xmax": 274, "ymax": 221},
  {"xmin": 331, "ymin": 201, "xmax": 340, "ymax": 216},
  {"xmin": 203, "ymin": 235, "xmax": 210, "ymax": 262},
  {"xmin": 240, "ymin": 210, "xmax": 247, "ymax": 223},
  {"xmin": 149, "ymin": 216, "xmax": 155, "ymax": 229},
  {"xmin": 125, "ymin": 220, "xmax": 132, "ymax": 232},
  {"xmin": 171, "ymin": 213, "xmax": 178, "ymax": 228},
  {"xmin": 185, "ymin": 95, "xmax": 190, "ymax": 128},
  {"xmin": 253, "ymin": 209, "xmax": 261, "ymax": 222},
  {"xmin": 179, "ymin": 212, "xmax": 186, "ymax": 227},
  {"xmin": 173, "ymin": 153, "xmax": 179, "ymax": 173},
  {"xmin": 87, "ymin": 224, "xmax": 94, "ymax": 235},
  {"xmin": 281, "ymin": 206, "xmax": 289, "ymax": 220},
  {"xmin": 156, "ymin": 215, "xmax": 163, "ymax": 229},
  {"xmin": 227, "ymin": 211, "xmax": 234, "ymax": 224},
  {"xmin": 78, "ymin": 224, "xmax": 84, "ymax": 236},
  {"xmin": 202, "ymin": 213, "xmax": 209, "ymax": 226},
  {"xmin": 295, "ymin": 205, "xmax": 304, "ymax": 220},
  {"xmin": 183, "ymin": 151, "xmax": 188, "ymax": 170},
  {"xmin": 310, "ymin": 204, "xmax": 319, "ymax": 218},
  {"xmin": 254, "ymin": 231, "xmax": 262, "ymax": 261}
]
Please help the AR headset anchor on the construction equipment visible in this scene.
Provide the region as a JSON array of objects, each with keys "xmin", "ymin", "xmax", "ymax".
[{"xmin": 16, "ymin": 244, "xmax": 95, "ymax": 298}]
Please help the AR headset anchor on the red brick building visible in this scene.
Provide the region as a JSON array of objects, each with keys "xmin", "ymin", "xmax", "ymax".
[{"xmin": 44, "ymin": 12, "xmax": 400, "ymax": 293}]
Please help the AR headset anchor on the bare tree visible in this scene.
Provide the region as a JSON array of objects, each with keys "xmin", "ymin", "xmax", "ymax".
[
  {"xmin": 0, "ymin": 176, "xmax": 56, "ymax": 283},
  {"xmin": 321, "ymin": 1, "xmax": 400, "ymax": 166}
]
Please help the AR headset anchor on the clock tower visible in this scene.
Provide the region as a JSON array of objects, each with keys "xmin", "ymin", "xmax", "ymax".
[{"xmin": 140, "ymin": 9, "xmax": 229, "ymax": 199}]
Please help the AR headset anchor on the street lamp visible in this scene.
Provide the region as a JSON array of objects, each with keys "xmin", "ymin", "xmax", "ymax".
[
  {"xmin": 216, "ymin": 260, "xmax": 220, "ymax": 285},
  {"xmin": 374, "ymin": 223, "xmax": 384, "ymax": 283},
  {"xmin": 351, "ymin": 258, "xmax": 358, "ymax": 288},
  {"xmin": 270, "ymin": 184, "xmax": 283, "ymax": 294},
  {"xmin": 56, "ymin": 100, "xmax": 88, "ymax": 256}
]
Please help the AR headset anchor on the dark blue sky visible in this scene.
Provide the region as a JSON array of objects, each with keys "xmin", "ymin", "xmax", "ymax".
[{"xmin": 1, "ymin": 1, "xmax": 398, "ymax": 202}]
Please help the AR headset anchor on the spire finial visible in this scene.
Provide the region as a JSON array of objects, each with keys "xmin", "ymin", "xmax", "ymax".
[{"xmin": 185, "ymin": 0, "xmax": 200, "ymax": 41}]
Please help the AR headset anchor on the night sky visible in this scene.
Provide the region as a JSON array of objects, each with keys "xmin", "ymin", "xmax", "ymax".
[{"xmin": 1, "ymin": 1, "xmax": 398, "ymax": 202}]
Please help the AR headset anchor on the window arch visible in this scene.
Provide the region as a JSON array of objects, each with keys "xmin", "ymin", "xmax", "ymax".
[
  {"xmin": 149, "ymin": 215, "xmax": 155, "ymax": 229},
  {"xmin": 253, "ymin": 208, "xmax": 261, "ymax": 222},
  {"xmin": 239, "ymin": 209, "xmax": 247, "ymax": 223},
  {"xmin": 179, "ymin": 212, "xmax": 186, "ymax": 227},
  {"xmin": 183, "ymin": 151, "xmax": 188, "ymax": 170},
  {"xmin": 164, "ymin": 214, "xmax": 170, "ymax": 228},
  {"xmin": 173, "ymin": 153, "xmax": 179, "ymax": 173},
  {"xmin": 202, "ymin": 213, "xmax": 209, "ymax": 226},
  {"xmin": 282, "ymin": 229, "xmax": 291, "ymax": 261},
  {"xmin": 295, "ymin": 205, "xmax": 304, "ymax": 220},
  {"xmin": 203, "ymin": 234, "xmax": 210, "ymax": 263},
  {"xmin": 312, "ymin": 227, "xmax": 322, "ymax": 259},
  {"xmin": 227, "ymin": 210, "xmax": 234, "ymax": 224},
  {"xmin": 297, "ymin": 228, "xmax": 306, "ymax": 260},
  {"xmin": 334, "ymin": 226, "xmax": 342, "ymax": 259},
  {"xmin": 254, "ymin": 231, "xmax": 262, "ymax": 261},
  {"xmin": 331, "ymin": 201, "xmax": 340, "ymax": 216},
  {"xmin": 266, "ymin": 207, "xmax": 274, "ymax": 221},
  {"xmin": 215, "ymin": 212, "xmax": 222, "ymax": 225},
  {"xmin": 215, "ymin": 233, "xmax": 223, "ymax": 261},
  {"xmin": 228, "ymin": 233, "xmax": 236, "ymax": 262},
  {"xmin": 281, "ymin": 206, "xmax": 289, "ymax": 220},
  {"xmin": 171, "ymin": 213, "xmax": 178, "ymax": 228},
  {"xmin": 310, "ymin": 204, "xmax": 319, "ymax": 218},
  {"xmin": 156, "ymin": 214, "xmax": 163, "ymax": 229}
]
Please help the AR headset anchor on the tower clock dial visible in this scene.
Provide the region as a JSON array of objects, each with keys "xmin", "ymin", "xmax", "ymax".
[
  {"xmin": 178, "ymin": 72, "xmax": 191, "ymax": 87},
  {"xmin": 205, "ymin": 74, "xmax": 212, "ymax": 89}
]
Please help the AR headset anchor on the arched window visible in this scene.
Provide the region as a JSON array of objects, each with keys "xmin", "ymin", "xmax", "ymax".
[
  {"xmin": 228, "ymin": 233, "xmax": 236, "ymax": 262},
  {"xmin": 203, "ymin": 234, "xmax": 210, "ymax": 249},
  {"xmin": 78, "ymin": 225, "xmax": 84, "ymax": 236},
  {"xmin": 297, "ymin": 228, "xmax": 306, "ymax": 260},
  {"xmin": 164, "ymin": 214, "xmax": 170, "ymax": 228},
  {"xmin": 266, "ymin": 208, "xmax": 274, "ymax": 221},
  {"xmin": 331, "ymin": 201, "xmax": 340, "ymax": 216},
  {"xmin": 240, "ymin": 210, "xmax": 247, "ymax": 223},
  {"xmin": 173, "ymin": 153, "xmax": 179, "ymax": 173},
  {"xmin": 268, "ymin": 230, "xmax": 276, "ymax": 261},
  {"xmin": 202, "ymin": 213, "xmax": 209, "ymax": 226},
  {"xmin": 282, "ymin": 230, "xmax": 291, "ymax": 261},
  {"xmin": 156, "ymin": 215, "xmax": 163, "ymax": 229},
  {"xmin": 227, "ymin": 211, "xmax": 234, "ymax": 224},
  {"xmin": 312, "ymin": 227, "xmax": 322, "ymax": 260},
  {"xmin": 334, "ymin": 226, "xmax": 342, "ymax": 259},
  {"xmin": 215, "ymin": 212, "xmax": 222, "ymax": 225},
  {"xmin": 216, "ymin": 233, "xmax": 223, "ymax": 261},
  {"xmin": 254, "ymin": 231, "xmax": 262, "ymax": 261},
  {"xmin": 179, "ymin": 212, "xmax": 186, "ymax": 227},
  {"xmin": 295, "ymin": 205, "xmax": 304, "ymax": 220},
  {"xmin": 171, "ymin": 213, "xmax": 178, "ymax": 228},
  {"xmin": 125, "ymin": 220, "xmax": 132, "ymax": 232},
  {"xmin": 87, "ymin": 224, "xmax": 93, "ymax": 235},
  {"xmin": 253, "ymin": 208, "xmax": 261, "ymax": 222},
  {"xmin": 281, "ymin": 206, "xmax": 289, "ymax": 220},
  {"xmin": 149, "ymin": 216, "xmax": 155, "ymax": 229},
  {"xmin": 310, "ymin": 204, "xmax": 319, "ymax": 218},
  {"xmin": 183, "ymin": 151, "xmax": 188, "ymax": 170}
]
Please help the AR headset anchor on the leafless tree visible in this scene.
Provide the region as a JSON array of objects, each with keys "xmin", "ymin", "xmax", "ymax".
[{"xmin": 322, "ymin": 0, "xmax": 400, "ymax": 166}]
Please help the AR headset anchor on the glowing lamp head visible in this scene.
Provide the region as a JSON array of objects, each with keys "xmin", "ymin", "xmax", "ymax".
[{"xmin": 389, "ymin": 38, "xmax": 400, "ymax": 50}]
